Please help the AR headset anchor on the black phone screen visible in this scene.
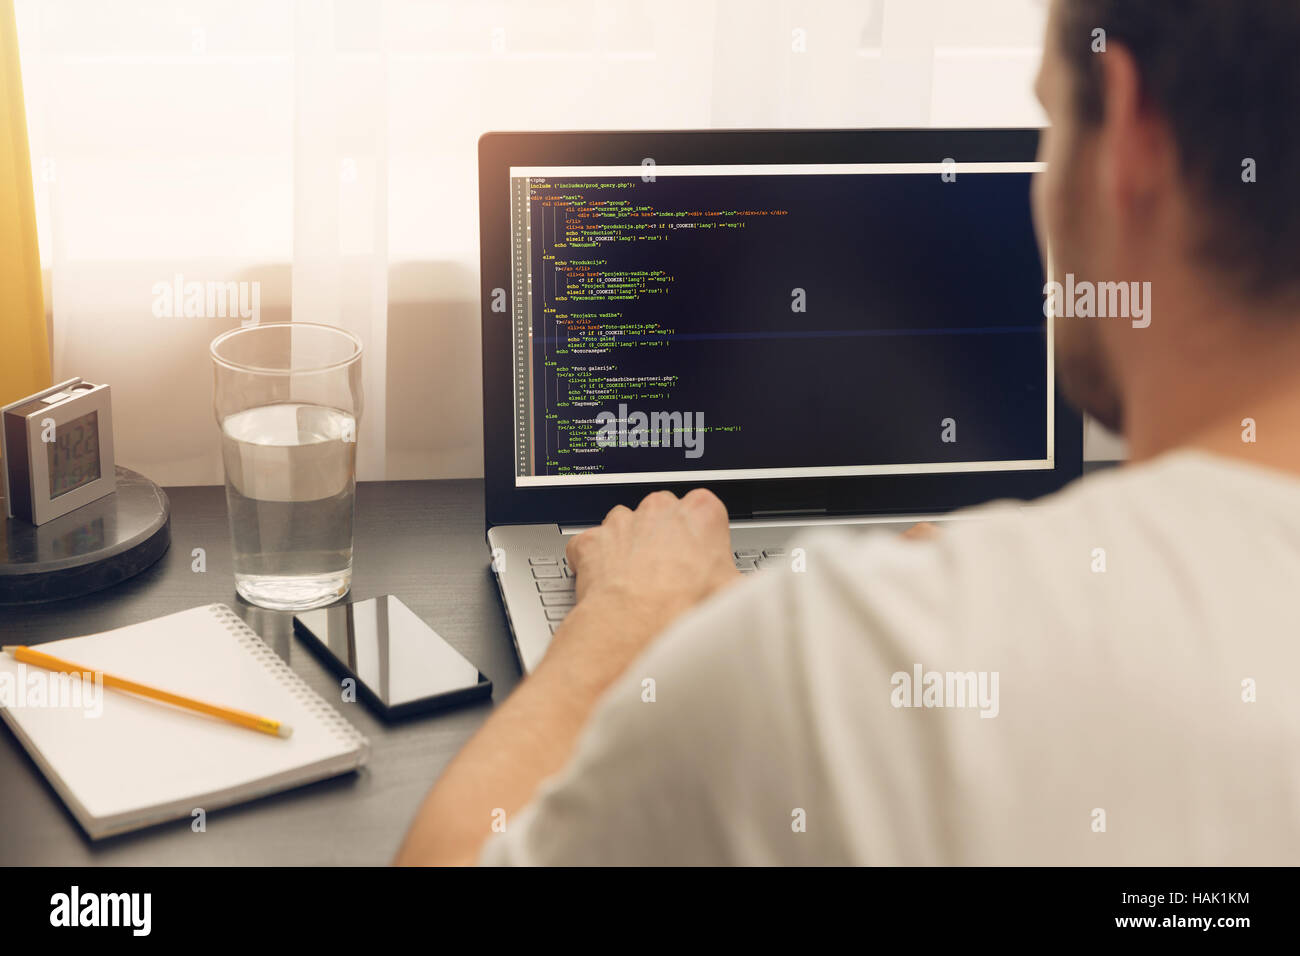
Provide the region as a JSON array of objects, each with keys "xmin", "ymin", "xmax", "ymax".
[{"xmin": 293, "ymin": 595, "xmax": 491, "ymax": 717}]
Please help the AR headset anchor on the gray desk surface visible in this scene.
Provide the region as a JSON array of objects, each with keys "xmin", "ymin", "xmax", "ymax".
[{"xmin": 0, "ymin": 479, "xmax": 518, "ymax": 865}]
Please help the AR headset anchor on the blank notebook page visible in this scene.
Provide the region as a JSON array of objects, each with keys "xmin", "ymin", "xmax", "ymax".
[{"xmin": 0, "ymin": 604, "xmax": 368, "ymax": 838}]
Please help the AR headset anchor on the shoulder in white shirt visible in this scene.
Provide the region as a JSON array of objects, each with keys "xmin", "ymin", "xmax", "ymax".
[{"xmin": 480, "ymin": 451, "xmax": 1300, "ymax": 865}]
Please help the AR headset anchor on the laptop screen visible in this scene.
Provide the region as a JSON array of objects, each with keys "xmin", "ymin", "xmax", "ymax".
[{"xmin": 507, "ymin": 162, "xmax": 1051, "ymax": 488}]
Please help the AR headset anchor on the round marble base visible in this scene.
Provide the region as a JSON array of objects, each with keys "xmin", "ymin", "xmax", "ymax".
[{"xmin": 0, "ymin": 466, "xmax": 170, "ymax": 605}]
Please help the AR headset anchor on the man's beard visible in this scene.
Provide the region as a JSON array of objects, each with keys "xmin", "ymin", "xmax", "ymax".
[
  {"xmin": 1048, "ymin": 153, "xmax": 1125, "ymax": 435},
  {"xmin": 1053, "ymin": 313, "xmax": 1124, "ymax": 433}
]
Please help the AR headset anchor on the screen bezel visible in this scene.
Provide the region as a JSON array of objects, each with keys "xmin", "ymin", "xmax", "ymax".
[{"xmin": 480, "ymin": 129, "xmax": 1082, "ymax": 528}]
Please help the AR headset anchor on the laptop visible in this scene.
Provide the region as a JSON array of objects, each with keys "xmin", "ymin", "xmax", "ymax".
[{"xmin": 478, "ymin": 129, "xmax": 1082, "ymax": 674}]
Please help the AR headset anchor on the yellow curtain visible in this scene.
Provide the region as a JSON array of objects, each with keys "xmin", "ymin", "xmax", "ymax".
[{"xmin": 0, "ymin": 0, "xmax": 50, "ymax": 429}]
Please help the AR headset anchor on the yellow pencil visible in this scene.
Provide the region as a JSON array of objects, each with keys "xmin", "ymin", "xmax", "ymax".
[{"xmin": 2, "ymin": 644, "xmax": 293, "ymax": 738}]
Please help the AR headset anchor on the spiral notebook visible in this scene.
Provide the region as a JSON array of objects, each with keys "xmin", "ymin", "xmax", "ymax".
[{"xmin": 0, "ymin": 604, "xmax": 369, "ymax": 839}]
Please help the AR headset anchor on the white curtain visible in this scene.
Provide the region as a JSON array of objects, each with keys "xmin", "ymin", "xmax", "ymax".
[{"xmin": 17, "ymin": 0, "xmax": 1090, "ymax": 487}]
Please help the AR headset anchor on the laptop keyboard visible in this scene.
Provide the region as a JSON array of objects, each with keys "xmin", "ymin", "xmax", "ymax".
[{"xmin": 530, "ymin": 548, "xmax": 786, "ymax": 633}]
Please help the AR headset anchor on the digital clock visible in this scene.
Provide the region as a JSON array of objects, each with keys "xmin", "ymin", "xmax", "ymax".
[{"xmin": 1, "ymin": 378, "xmax": 116, "ymax": 526}]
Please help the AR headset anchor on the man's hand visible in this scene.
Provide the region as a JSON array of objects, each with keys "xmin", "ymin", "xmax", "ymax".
[
  {"xmin": 545, "ymin": 488, "xmax": 740, "ymax": 679},
  {"xmin": 395, "ymin": 487, "xmax": 737, "ymax": 866},
  {"xmin": 902, "ymin": 521, "xmax": 940, "ymax": 541}
]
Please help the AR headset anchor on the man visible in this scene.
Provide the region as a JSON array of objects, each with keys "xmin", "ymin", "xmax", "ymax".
[{"xmin": 398, "ymin": 0, "xmax": 1300, "ymax": 865}]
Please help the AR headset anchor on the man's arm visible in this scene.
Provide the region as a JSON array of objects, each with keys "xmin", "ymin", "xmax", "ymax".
[{"xmin": 393, "ymin": 488, "xmax": 738, "ymax": 866}]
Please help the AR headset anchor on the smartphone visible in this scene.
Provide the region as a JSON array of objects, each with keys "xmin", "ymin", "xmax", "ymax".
[{"xmin": 293, "ymin": 595, "xmax": 492, "ymax": 719}]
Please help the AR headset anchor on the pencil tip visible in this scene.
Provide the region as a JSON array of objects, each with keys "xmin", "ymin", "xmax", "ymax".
[{"xmin": 278, "ymin": 723, "xmax": 294, "ymax": 738}]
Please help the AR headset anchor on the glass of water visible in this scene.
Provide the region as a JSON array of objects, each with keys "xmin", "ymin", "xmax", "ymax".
[{"xmin": 209, "ymin": 323, "xmax": 363, "ymax": 611}]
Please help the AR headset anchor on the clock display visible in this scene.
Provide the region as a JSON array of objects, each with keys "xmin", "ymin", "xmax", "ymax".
[{"xmin": 47, "ymin": 410, "xmax": 101, "ymax": 499}]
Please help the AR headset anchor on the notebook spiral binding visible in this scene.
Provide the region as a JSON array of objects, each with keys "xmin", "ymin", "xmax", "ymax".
[{"xmin": 209, "ymin": 603, "xmax": 371, "ymax": 763}]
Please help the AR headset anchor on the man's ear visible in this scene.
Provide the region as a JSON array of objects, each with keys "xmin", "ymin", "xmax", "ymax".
[{"xmin": 1095, "ymin": 42, "xmax": 1175, "ymax": 220}]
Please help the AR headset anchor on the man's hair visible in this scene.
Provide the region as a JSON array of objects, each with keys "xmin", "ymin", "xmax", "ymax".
[{"xmin": 1058, "ymin": 0, "xmax": 1300, "ymax": 306}]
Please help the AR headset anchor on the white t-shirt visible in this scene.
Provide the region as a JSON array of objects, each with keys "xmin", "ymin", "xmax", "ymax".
[{"xmin": 479, "ymin": 451, "xmax": 1300, "ymax": 865}]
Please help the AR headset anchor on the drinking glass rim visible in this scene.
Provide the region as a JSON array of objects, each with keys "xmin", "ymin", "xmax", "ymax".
[{"xmin": 209, "ymin": 322, "xmax": 364, "ymax": 375}]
